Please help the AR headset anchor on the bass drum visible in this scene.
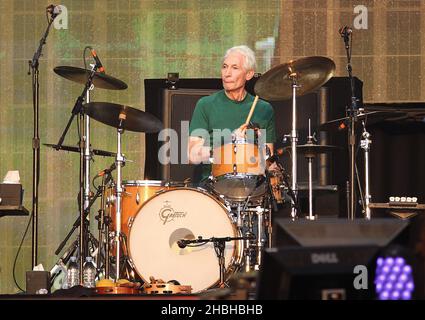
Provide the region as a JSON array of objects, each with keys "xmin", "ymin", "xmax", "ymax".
[{"xmin": 128, "ymin": 188, "xmax": 243, "ymax": 293}]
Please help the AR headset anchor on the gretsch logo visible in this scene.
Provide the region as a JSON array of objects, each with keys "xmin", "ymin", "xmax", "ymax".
[{"xmin": 159, "ymin": 201, "xmax": 187, "ymax": 225}]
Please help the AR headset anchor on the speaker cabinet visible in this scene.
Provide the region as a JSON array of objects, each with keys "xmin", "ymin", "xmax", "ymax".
[{"xmin": 159, "ymin": 88, "xmax": 218, "ymax": 181}]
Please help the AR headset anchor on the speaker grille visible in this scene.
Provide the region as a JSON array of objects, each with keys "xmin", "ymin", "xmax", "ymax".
[{"xmin": 161, "ymin": 88, "xmax": 218, "ymax": 182}]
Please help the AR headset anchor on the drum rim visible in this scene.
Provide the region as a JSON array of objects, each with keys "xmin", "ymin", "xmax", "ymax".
[
  {"xmin": 126, "ymin": 187, "xmax": 244, "ymax": 292},
  {"xmin": 123, "ymin": 180, "xmax": 167, "ymax": 186}
]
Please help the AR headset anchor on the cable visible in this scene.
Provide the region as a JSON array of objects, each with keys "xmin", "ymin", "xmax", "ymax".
[{"xmin": 12, "ymin": 212, "xmax": 34, "ymax": 292}]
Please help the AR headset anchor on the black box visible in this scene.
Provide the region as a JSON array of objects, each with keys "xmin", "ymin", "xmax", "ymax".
[
  {"xmin": 26, "ymin": 271, "xmax": 51, "ymax": 294},
  {"xmin": 0, "ymin": 183, "xmax": 23, "ymax": 206}
]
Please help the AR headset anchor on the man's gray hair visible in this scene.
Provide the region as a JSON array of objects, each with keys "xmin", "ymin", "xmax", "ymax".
[{"xmin": 223, "ymin": 45, "xmax": 256, "ymax": 72}]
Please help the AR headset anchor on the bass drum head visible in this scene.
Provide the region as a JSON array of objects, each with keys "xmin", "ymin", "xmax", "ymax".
[{"xmin": 128, "ymin": 188, "xmax": 242, "ymax": 293}]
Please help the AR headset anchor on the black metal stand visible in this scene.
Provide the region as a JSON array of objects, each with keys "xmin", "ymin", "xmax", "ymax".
[
  {"xmin": 340, "ymin": 27, "xmax": 360, "ymax": 220},
  {"xmin": 54, "ymin": 169, "xmax": 114, "ymax": 256},
  {"xmin": 178, "ymin": 235, "xmax": 251, "ymax": 288},
  {"xmin": 55, "ymin": 67, "xmax": 98, "ymax": 283},
  {"xmin": 28, "ymin": 10, "xmax": 59, "ymax": 269}
]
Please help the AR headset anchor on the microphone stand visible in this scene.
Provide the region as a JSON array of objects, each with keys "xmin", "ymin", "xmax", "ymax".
[
  {"xmin": 28, "ymin": 10, "xmax": 59, "ymax": 269},
  {"xmin": 179, "ymin": 236, "xmax": 252, "ymax": 288},
  {"xmin": 341, "ymin": 28, "xmax": 359, "ymax": 220}
]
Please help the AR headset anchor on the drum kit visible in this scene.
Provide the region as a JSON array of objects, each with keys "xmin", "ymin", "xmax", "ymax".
[{"xmin": 48, "ymin": 50, "xmax": 398, "ymax": 294}]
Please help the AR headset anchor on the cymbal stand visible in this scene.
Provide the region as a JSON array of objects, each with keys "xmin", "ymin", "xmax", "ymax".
[
  {"xmin": 55, "ymin": 65, "xmax": 98, "ymax": 282},
  {"xmin": 28, "ymin": 7, "xmax": 59, "ymax": 269},
  {"xmin": 360, "ymin": 124, "xmax": 372, "ymax": 220},
  {"xmin": 306, "ymin": 119, "xmax": 318, "ymax": 220},
  {"xmin": 340, "ymin": 26, "xmax": 360, "ymax": 220},
  {"xmin": 95, "ymin": 173, "xmax": 113, "ymax": 278},
  {"xmin": 289, "ymin": 73, "xmax": 300, "ymax": 219},
  {"xmin": 114, "ymin": 115, "xmax": 126, "ymax": 281}
]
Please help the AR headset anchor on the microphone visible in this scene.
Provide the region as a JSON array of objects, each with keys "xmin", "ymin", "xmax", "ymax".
[
  {"xmin": 339, "ymin": 26, "xmax": 352, "ymax": 37},
  {"xmin": 177, "ymin": 240, "xmax": 187, "ymax": 249},
  {"xmin": 90, "ymin": 48, "xmax": 105, "ymax": 73},
  {"xmin": 46, "ymin": 4, "xmax": 62, "ymax": 17},
  {"xmin": 96, "ymin": 163, "xmax": 116, "ymax": 177}
]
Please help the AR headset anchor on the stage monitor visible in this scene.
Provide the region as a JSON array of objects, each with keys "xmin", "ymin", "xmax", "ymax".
[{"xmin": 256, "ymin": 245, "xmax": 380, "ymax": 300}]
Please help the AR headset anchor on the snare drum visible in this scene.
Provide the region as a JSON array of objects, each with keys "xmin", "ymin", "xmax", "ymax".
[
  {"xmin": 211, "ymin": 139, "xmax": 266, "ymax": 202},
  {"xmin": 127, "ymin": 187, "xmax": 243, "ymax": 293}
]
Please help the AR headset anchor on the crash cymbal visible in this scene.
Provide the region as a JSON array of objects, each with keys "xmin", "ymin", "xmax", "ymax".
[
  {"xmin": 283, "ymin": 144, "xmax": 339, "ymax": 157},
  {"xmin": 54, "ymin": 66, "xmax": 128, "ymax": 90},
  {"xmin": 254, "ymin": 56, "xmax": 336, "ymax": 101},
  {"xmin": 319, "ymin": 111, "xmax": 407, "ymax": 132},
  {"xmin": 84, "ymin": 102, "xmax": 163, "ymax": 133},
  {"xmin": 43, "ymin": 143, "xmax": 116, "ymax": 157}
]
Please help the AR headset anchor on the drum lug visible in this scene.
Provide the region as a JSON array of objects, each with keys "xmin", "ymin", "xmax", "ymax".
[
  {"xmin": 233, "ymin": 164, "xmax": 237, "ymax": 175},
  {"xmin": 128, "ymin": 216, "xmax": 134, "ymax": 229},
  {"xmin": 136, "ymin": 192, "xmax": 140, "ymax": 205}
]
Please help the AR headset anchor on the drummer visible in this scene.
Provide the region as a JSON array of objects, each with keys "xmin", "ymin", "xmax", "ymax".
[{"xmin": 188, "ymin": 45, "xmax": 277, "ymax": 181}]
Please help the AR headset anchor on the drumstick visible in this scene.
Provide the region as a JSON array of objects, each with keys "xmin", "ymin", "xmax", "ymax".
[{"xmin": 245, "ymin": 95, "xmax": 259, "ymax": 126}]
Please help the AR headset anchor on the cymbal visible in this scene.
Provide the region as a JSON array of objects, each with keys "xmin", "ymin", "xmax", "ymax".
[
  {"xmin": 84, "ymin": 102, "xmax": 163, "ymax": 133},
  {"xmin": 319, "ymin": 111, "xmax": 407, "ymax": 132},
  {"xmin": 54, "ymin": 66, "xmax": 128, "ymax": 90},
  {"xmin": 283, "ymin": 144, "xmax": 339, "ymax": 156},
  {"xmin": 43, "ymin": 143, "xmax": 116, "ymax": 157},
  {"xmin": 254, "ymin": 56, "xmax": 336, "ymax": 101}
]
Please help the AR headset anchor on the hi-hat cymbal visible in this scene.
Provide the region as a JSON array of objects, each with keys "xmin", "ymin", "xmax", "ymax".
[
  {"xmin": 84, "ymin": 102, "xmax": 163, "ymax": 133},
  {"xmin": 54, "ymin": 66, "xmax": 128, "ymax": 90},
  {"xmin": 43, "ymin": 143, "xmax": 116, "ymax": 157},
  {"xmin": 319, "ymin": 111, "xmax": 407, "ymax": 132},
  {"xmin": 283, "ymin": 144, "xmax": 339, "ymax": 157},
  {"xmin": 254, "ymin": 56, "xmax": 336, "ymax": 101}
]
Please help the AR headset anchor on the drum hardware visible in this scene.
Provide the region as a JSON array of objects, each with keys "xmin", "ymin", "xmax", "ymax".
[
  {"xmin": 28, "ymin": 5, "xmax": 61, "ymax": 269},
  {"xmin": 360, "ymin": 124, "xmax": 372, "ymax": 220},
  {"xmin": 43, "ymin": 143, "xmax": 116, "ymax": 158},
  {"xmin": 84, "ymin": 101, "xmax": 163, "ymax": 281},
  {"xmin": 254, "ymin": 56, "xmax": 336, "ymax": 219},
  {"xmin": 178, "ymin": 235, "xmax": 251, "ymax": 289},
  {"xmin": 52, "ymin": 48, "xmax": 129, "ymax": 282},
  {"xmin": 50, "ymin": 165, "xmax": 115, "ymax": 285}
]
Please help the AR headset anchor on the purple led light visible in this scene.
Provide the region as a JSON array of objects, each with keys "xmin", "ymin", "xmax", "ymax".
[
  {"xmin": 382, "ymin": 266, "xmax": 390, "ymax": 274},
  {"xmin": 379, "ymin": 291, "xmax": 390, "ymax": 300},
  {"xmin": 385, "ymin": 282, "xmax": 393, "ymax": 290},
  {"xmin": 402, "ymin": 291, "xmax": 412, "ymax": 300},
  {"xmin": 403, "ymin": 265, "xmax": 412, "ymax": 274},
  {"xmin": 406, "ymin": 281, "xmax": 414, "ymax": 291},
  {"xmin": 391, "ymin": 291, "xmax": 400, "ymax": 299},
  {"xmin": 399, "ymin": 274, "xmax": 408, "ymax": 282},
  {"xmin": 395, "ymin": 257, "xmax": 406, "ymax": 266},
  {"xmin": 395, "ymin": 282, "xmax": 404, "ymax": 290},
  {"xmin": 375, "ymin": 255, "xmax": 414, "ymax": 300}
]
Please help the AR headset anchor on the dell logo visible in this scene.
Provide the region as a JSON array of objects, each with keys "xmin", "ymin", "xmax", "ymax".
[{"xmin": 311, "ymin": 252, "xmax": 339, "ymax": 264}]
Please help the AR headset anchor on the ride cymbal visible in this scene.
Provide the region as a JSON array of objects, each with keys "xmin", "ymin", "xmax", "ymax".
[
  {"xmin": 84, "ymin": 102, "xmax": 163, "ymax": 133},
  {"xmin": 54, "ymin": 66, "xmax": 128, "ymax": 90},
  {"xmin": 254, "ymin": 56, "xmax": 336, "ymax": 101}
]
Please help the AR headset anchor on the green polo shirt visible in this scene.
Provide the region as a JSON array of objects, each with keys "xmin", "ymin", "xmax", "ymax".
[{"xmin": 189, "ymin": 90, "xmax": 276, "ymax": 181}]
